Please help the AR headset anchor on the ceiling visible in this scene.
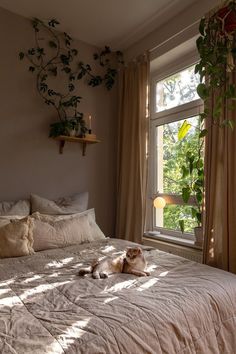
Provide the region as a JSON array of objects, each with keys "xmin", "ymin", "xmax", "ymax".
[{"xmin": 0, "ymin": 0, "xmax": 198, "ymax": 50}]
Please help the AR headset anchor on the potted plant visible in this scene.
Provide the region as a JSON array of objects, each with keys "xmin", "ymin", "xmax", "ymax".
[
  {"xmin": 19, "ymin": 18, "xmax": 124, "ymax": 137},
  {"xmin": 178, "ymin": 120, "xmax": 204, "ymax": 245}
]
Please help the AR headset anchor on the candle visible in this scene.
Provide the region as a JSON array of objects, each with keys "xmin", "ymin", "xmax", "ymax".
[{"xmin": 88, "ymin": 115, "xmax": 92, "ymax": 130}]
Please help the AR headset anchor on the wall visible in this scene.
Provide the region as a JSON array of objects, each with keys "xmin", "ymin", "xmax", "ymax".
[
  {"xmin": 0, "ymin": 7, "xmax": 117, "ymax": 236},
  {"xmin": 124, "ymin": 0, "xmax": 220, "ymax": 61}
]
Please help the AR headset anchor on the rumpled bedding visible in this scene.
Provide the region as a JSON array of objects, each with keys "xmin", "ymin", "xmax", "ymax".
[{"xmin": 0, "ymin": 238, "xmax": 236, "ymax": 354}]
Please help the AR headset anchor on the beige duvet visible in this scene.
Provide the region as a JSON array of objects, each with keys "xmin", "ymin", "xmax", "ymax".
[{"xmin": 0, "ymin": 238, "xmax": 236, "ymax": 354}]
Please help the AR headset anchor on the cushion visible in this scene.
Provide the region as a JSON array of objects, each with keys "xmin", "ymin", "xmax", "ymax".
[
  {"xmin": 0, "ymin": 199, "xmax": 30, "ymax": 216},
  {"xmin": 0, "ymin": 217, "xmax": 34, "ymax": 258},
  {"xmin": 0, "ymin": 215, "xmax": 25, "ymax": 228},
  {"xmin": 33, "ymin": 208, "xmax": 106, "ymax": 242},
  {"xmin": 31, "ymin": 192, "xmax": 89, "ymax": 215},
  {"xmin": 31, "ymin": 211, "xmax": 95, "ymax": 251}
]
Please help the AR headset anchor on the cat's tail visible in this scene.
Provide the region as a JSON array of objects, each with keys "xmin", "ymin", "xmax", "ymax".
[{"xmin": 78, "ymin": 265, "xmax": 92, "ymax": 276}]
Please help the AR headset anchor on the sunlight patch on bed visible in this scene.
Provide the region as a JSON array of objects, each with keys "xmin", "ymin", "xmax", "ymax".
[
  {"xmin": 103, "ymin": 296, "xmax": 119, "ymax": 304},
  {"xmin": 101, "ymin": 245, "xmax": 116, "ymax": 253},
  {"xmin": 137, "ymin": 278, "xmax": 158, "ymax": 292},
  {"xmin": 57, "ymin": 317, "xmax": 91, "ymax": 349},
  {"xmin": 159, "ymin": 271, "xmax": 169, "ymax": 277},
  {"xmin": 102, "ymin": 279, "xmax": 137, "ymax": 293},
  {"xmin": 20, "ymin": 281, "xmax": 71, "ymax": 300},
  {"xmin": 23, "ymin": 274, "xmax": 42, "ymax": 283},
  {"xmin": 146, "ymin": 264, "xmax": 158, "ymax": 272}
]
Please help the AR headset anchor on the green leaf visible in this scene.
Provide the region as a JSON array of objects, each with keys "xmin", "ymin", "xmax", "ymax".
[
  {"xmin": 199, "ymin": 18, "xmax": 205, "ymax": 36},
  {"xmin": 49, "ymin": 40, "xmax": 57, "ymax": 48},
  {"xmin": 48, "ymin": 19, "xmax": 60, "ymax": 27},
  {"xmin": 196, "ymin": 212, "xmax": 202, "ymax": 225},
  {"xmin": 19, "ymin": 52, "xmax": 24, "ymax": 60},
  {"xmin": 179, "ymin": 220, "xmax": 185, "ymax": 234},
  {"xmin": 181, "ymin": 165, "xmax": 189, "ymax": 178},
  {"xmin": 178, "ymin": 120, "xmax": 191, "ymax": 140},
  {"xmin": 199, "ymin": 129, "xmax": 207, "ymax": 138},
  {"xmin": 182, "ymin": 187, "xmax": 191, "ymax": 203},
  {"xmin": 191, "ymin": 207, "xmax": 197, "ymax": 219},
  {"xmin": 197, "ymin": 83, "xmax": 209, "ymax": 99}
]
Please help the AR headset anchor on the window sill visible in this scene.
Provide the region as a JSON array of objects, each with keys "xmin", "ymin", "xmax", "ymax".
[{"xmin": 144, "ymin": 232, "xmax": 203, "ymax": 250}]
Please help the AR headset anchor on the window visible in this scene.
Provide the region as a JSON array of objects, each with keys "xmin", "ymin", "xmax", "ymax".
[{"xmin": 148, "ymin": 63, "xmax": 203, "ymax": 241}]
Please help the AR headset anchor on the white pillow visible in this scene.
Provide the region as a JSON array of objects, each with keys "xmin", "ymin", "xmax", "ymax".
[
  {"xmin": 0, "ymin": 217, "xmax": 34, "ymax": 258},
  {"xmin": 31, "ymin": 212, "xmax": 95, "ymax": 251},
  {"xmin": 0, "ymin": 199, "xmax": 30, "ymax": 216},
  {"xmin": 33, "ymin": 209, "xmax": 106, "ymax": 242},
  {"xmin": 31, "ymin": 192, "xmax": 89, "ymax": 215}
]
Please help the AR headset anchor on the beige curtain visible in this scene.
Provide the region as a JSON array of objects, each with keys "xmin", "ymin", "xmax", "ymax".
[
  {"xmin": 116, "ymin": 56, "xmax": 149, "ymax": 243},
  {"xmin": 203, "ymin": 73, "xmax": 236, "ymax": 274}
]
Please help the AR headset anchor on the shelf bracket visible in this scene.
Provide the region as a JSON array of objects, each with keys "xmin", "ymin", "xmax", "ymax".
[
  {"xmin": 59, "ymin": 140, "xmax": 65, "ymax": 154},
  {"xmin": 82, "ymin": 143, "xmax": 87, "ymax": 156}
]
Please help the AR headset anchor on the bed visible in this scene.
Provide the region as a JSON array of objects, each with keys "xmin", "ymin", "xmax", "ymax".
[{"xmin": 0, "ymin": 238, "xmax": 236, "ymax": 354}]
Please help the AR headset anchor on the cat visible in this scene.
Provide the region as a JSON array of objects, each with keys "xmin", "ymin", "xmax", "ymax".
[{"xmin": 78, "ymin": 246, "xmax": 150, "ymax": 279}]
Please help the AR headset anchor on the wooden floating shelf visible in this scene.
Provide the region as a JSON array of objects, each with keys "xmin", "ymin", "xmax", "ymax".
[{"xmin": 54, "ymin": 135, "xmax": 101, "ymax": 156}]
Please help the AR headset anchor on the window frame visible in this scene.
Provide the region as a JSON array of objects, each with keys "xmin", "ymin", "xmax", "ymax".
[{"xmin": 147, "ymin": 61, "xmax": 203, "ymax": 241}]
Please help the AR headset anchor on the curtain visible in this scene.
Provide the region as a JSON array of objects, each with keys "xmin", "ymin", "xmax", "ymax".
[
  {"xmin": 116, "ymin": 56, "xmax": 149, "ymax": 243},
  {"xmin": 203, "ymin": 71, "xmax": 236, "ymax": 274}
]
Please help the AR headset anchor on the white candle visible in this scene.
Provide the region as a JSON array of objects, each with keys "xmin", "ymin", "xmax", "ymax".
[{"xmin": 89, "ymin": 115, "xmax": 92, "ymax": 130}]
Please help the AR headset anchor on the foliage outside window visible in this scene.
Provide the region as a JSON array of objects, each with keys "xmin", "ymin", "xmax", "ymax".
[{"xmin": 151, "ymin": 64, "xmax": 202, "ymax": 238}]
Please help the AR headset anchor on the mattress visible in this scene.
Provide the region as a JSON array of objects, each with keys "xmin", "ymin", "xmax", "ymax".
[{"xmin": 0, "ymin": 238, "xmax": 236, "ymax": 354}]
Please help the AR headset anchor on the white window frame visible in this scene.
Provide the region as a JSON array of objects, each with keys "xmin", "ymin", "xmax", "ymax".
[{"xmin": 147, "ymin": 60, "xmax": 203, "ymax": 242}]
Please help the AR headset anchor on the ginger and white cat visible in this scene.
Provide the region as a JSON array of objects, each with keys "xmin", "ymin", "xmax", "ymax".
[{"xmin": 78, "ymin": 246, "xmax": 150, "ymax": 279}]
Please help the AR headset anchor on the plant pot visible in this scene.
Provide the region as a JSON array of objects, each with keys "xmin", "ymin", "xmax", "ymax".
[
  {"xmin": 69, "ymin": 129, "xmax": 76, "ymax": 137},
  {"xmin": 194, "ymin": 226, "xmax": 203, "ymax": 246}
]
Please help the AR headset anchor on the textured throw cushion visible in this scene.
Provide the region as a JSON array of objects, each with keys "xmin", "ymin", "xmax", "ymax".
[
  {"xmin": 31, "ymin": 212, "xmax": 94, "ymax": 251},
  {"xmin": 0, "ymin": 215, "xmax": 25, "ymax": 228},
  {"xmin": 0, "ymin": 217, "xmax": 34, "ymax": 258},
  {"xmin": 31, "ymin": 192, "xmax": 89, "ymax": 215},
  {"xmin": 33, "ymin": 209, "xmax": 106, "ymax": 242},
  {"xmin": 0, "ymin": 199, "xmax": 30, "ymax": 216}
]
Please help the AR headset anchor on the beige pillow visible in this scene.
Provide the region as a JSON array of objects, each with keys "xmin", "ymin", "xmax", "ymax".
[
  {"xmin": 0, "ymin": 217, "xmax": 34, "ymax": 258},
  {"xmin": 0, "ymin": 215, "xmax": 25, "ymax": 228},
  {"xmin": 31, "ymin": 192, "xmax": 89, "ymax": 215},
  {"xmin": 31, "ymin": 212, "xmax": 94, "ymax": 251},
  {"xmin": 33, "ymin": 209, "xmax": 106, "ymax": 242},
  {"xmin": 0, "ymin": 199, "xmax": 30, "ymax": 216}
]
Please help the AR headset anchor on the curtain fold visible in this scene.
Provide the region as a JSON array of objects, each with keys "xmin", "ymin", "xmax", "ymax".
[
  {"xmin": 203, "ymin": 72, "xmax": 236, "ymax": 274},
  {"xmin": 116, "ymin": 57, "xmax": 149, "ymax": 243}
]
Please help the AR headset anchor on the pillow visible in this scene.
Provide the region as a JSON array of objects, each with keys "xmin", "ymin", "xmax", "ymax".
[
  {"xmin": 31, "ymin": 212, "xmax": 94, "ymax": 251},
  {"xmin": 33, "ymin": 208, "xmax": 106, "ymax": 242},
  {"xmin": 0, "ymin": 215, "xmax": 26, "ymax": 228},
  {"xmin": 31, "ymin": 192, "xmax": 89, "ymax": 215},
  {"xmin": 0, "ymin": 217, "xmax": 34, "ymax": 258},
  {"xmin": 0, "ymin": 199, "xmax": 30, "ymax": 216}
]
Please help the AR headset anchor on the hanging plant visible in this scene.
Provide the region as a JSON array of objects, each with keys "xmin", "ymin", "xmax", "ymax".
[
  {"xmin": 177, "ymin": 1, "xmax": 236, "ymax": 239},
  {"xmin": 195, "ymin": 0, "xmax": 236, "ymax": 128},
  {"xmin": 19, "ymin": 18, "xmax": 124, "ymax": 137}
]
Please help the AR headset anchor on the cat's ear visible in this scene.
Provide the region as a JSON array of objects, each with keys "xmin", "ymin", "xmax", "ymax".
[{"xmin": 137, "ymin": 247, "xmax": 142, "ymax": 254}]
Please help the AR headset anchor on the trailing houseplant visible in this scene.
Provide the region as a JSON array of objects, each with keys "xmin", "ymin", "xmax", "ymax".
[
  {"xmin": 19, "ymin": 18, "xmax": 124, "ymax": 137},
  {"xmin": 178, "ymin": 120, "xmax": 204, "ymax": 243},
  {"xmin": 178, "ymin": 0, "xmax": 236, "ymax": 241}
]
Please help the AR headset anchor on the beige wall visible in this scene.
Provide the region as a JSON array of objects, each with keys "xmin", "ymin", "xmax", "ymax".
[{"xmin": 0, "ymin": 7, "xmax": 117, "ymax": 236}]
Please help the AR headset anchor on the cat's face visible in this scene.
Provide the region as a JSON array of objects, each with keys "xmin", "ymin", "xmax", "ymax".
[{"xmin": 125, "ymin": 247, "xmax": 142, "ymax": 264}]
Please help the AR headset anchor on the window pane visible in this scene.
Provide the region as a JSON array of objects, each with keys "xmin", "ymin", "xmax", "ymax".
[
  {"xmin": 155, "ymin": 204, "xmax": 197, "ymax": 233},
  {"xmin": 156, "ymin": 116, "xmax": 200, "ymax": 195},
  {"xmin": 156, "ymin": 65, "xmax": 200, "ymax": 112}
]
